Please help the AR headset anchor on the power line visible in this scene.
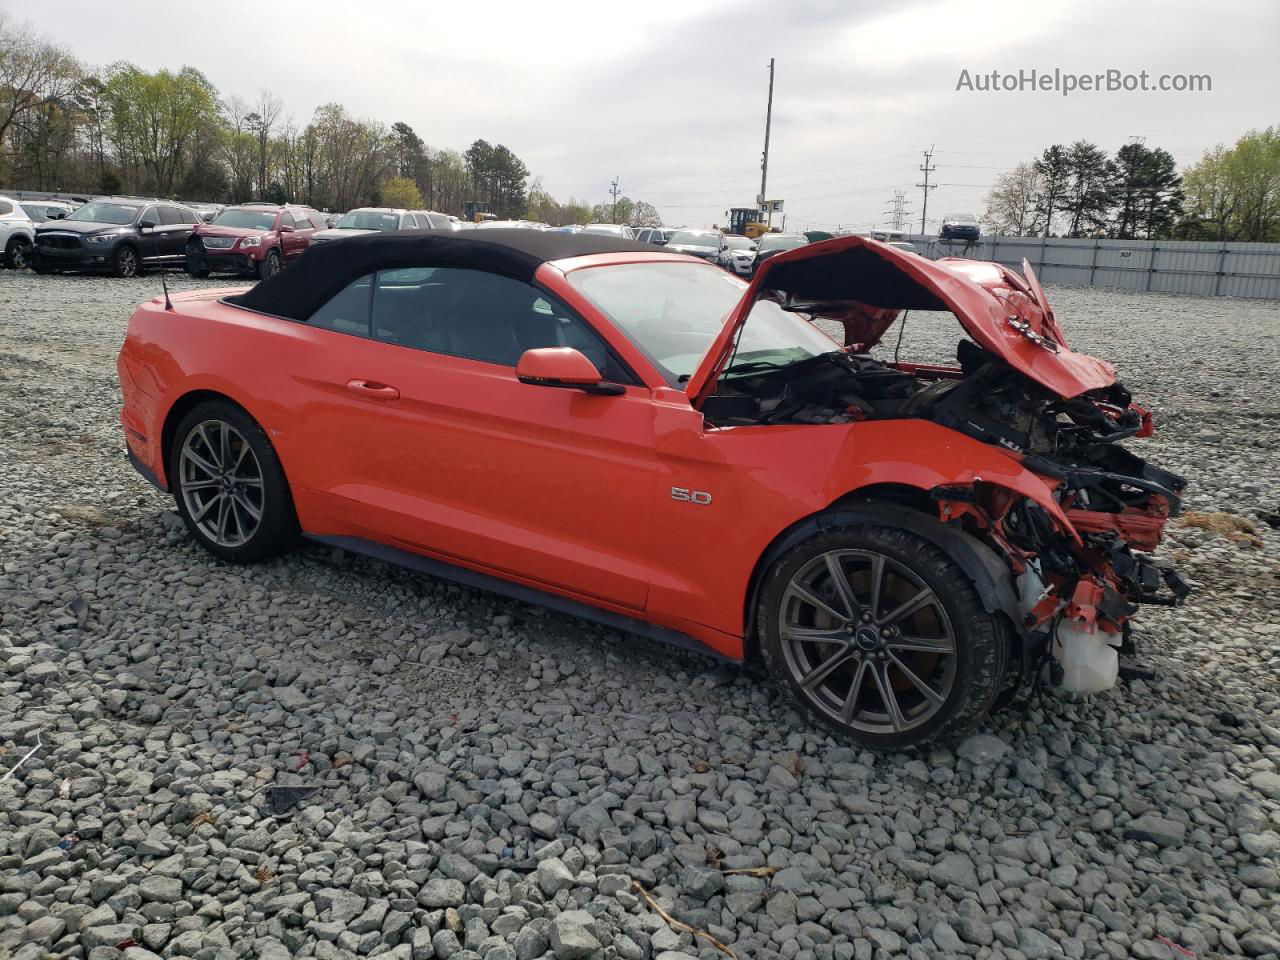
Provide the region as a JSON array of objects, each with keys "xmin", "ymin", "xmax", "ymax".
[{"xmin": 915, "ymin": 145, "xmax": 936, "ymax": 234}]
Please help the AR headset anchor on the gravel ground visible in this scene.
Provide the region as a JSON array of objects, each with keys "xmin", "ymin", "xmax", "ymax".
[{"xmin": 1, "ymin": 270, "xmax": 1279, "ymax": 960}]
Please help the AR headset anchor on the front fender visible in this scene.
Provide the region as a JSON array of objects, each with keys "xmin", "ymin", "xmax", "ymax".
[{"xmin": 824, "ymin": 419, "xmax": 1076, "ymax": 539}]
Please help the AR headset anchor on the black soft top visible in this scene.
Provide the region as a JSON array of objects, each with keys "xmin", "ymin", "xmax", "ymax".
[{"xmin": 225, "ymin": 228, "xmax": 654, "ymax": 321}]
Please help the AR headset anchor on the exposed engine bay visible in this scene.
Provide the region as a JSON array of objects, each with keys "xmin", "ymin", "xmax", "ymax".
[{"xmin": 703, "ymin": 253, "xmax": 1189, "ymax": 696}]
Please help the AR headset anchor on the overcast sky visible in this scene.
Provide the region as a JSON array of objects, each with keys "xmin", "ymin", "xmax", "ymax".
[{"xmin": 18, "ymin": 0, "xmax": 1277, "ymax": 230}]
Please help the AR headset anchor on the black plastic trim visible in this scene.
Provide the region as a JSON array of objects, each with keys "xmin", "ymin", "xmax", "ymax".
[
  {"xmin": 305, "ymin": 533, "xmax": 737, "ymax": 664},
  {"xmin": 127, "ymin": 448, "xmax": 167, "ymax": 492}
]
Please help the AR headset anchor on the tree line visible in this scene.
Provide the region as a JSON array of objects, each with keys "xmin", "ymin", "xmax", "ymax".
[
  {"xmin": 983, "ymin": 128, "xmax": 1280, "ymax": 242},
  {"xmin": 0, "ymin": 16, "xmax": 663, "ymax": 223}
]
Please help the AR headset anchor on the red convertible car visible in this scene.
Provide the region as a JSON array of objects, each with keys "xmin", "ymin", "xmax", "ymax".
[{"xmin": 117, "ymin": 230, "xmax": 1186, "ymax": 748}]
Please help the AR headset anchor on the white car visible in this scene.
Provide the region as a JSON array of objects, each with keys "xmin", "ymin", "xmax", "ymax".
[
  {"xmin": 20, "ymin": 199, "xmax": 77, "ymax": 223},
  {"xmin": 580, "ymin": 223, "xmax": 635, "ymax": 239},
  {"xmin": 724, "ymin": 234, "xmax": 757, "ymax": 276},
  {"xmin": 0, "ymin": 196, "xmax": 35, "ymax": 269},
  {"xmin": 311, "ymin": 208, "xmax": 451, "ymax": 244}
]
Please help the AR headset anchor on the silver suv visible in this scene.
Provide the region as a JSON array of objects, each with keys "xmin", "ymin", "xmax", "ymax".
[{"xmin": 0, "ymin": 196, "xmax": 36, "ymax": 269}]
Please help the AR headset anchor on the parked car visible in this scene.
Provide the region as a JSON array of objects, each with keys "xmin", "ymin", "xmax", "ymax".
[
  {"xmin": 20, "ymin": 199, "xmax": 76, "ymax": 223},
  {"xmin": 475, "ymin": 220, "xmax": 543, "ymax": 230},
  {"xmin": 939, "ymin": 213, "xmax": 981, "ymax": 242},
  {"xmin": 634, "ymin": 227, "xmax": 676, "ymax": 245},
  {"xmin": 185, "ymin": 204, "xmax": 326, "ymax": 279},
  {"xmin": 886, "ymin": 240, "xmax": 919, "ymax": 255},
  {"xmin": 117, "ymin": 231, "xmax": 1186, "ymax": 748},
  {"xmin": 311, "ymin": 208, "xmax": 425, "ymax": 244},
  {"xmin": 666, "ymin": 229, "xmax": 730, "ymax": 269},
  {"xmin": 724, "ymin": 235, "xmax": 757, "ymax": 276},
  {"xmin": 30, "ymin": 197, "xmax": 200, "ymax": 277},
  {"xmin": 0, "ymin": 195, "xmax": 36, "ymax": 268},
  {"xmin": 750, "ymin": 232, "xmax": 808, "ymax": 276},
  {"xmin": 580, "ymin": 223, "xmax": 635, "ymax": 239},
  {"xmin": 185, "ymin": 202, "xmax": 224, "ymax": 223}
]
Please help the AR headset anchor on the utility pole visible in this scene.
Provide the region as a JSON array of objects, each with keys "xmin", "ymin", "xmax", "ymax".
[
  {"xmin": 916, "ymin": 146, "xmax": 937, "ymax": 234},
  {"xmin": 609, "ymin": 177, "xmax": 620, "ymax": 223},
  {"xmin": 760, "ymin": 57, "xmax": 775, "ymax": 226}
]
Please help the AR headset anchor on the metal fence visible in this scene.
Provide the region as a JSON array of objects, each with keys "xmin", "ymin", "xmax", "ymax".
[{"xmin": 903, "ymin": 234, "xmax": 1280, "ymax": 300}]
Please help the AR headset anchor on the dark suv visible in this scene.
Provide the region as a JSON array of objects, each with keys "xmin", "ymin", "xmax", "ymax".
[
  {"xmin": 185, "ymin": 204, "xmax": 326, "ymax": 279},
  {"xmin": 31, "ymin": 198, "xmax": 200, "ymax": 277},
  {"xmin": 939, "ymin": 213, "xmax": 981, "ymax": 242}
]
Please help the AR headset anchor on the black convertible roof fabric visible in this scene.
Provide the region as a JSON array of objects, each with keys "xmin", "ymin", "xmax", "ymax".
[{"xmin": 225, "ymin": 228, "xmax": 654, "ymax": 321}]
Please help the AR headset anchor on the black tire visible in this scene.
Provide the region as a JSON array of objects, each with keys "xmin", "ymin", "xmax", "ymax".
[
  {"xmin": 184, "ymin": 242, "xmax": 210, "ymax": 278},
  {"xmin": 112, "ymin": 244, "xmax": 140, "ymax": 278},
  {"xmin": 5, "ymin": 237, "xmax": 31, "ymax": 269},
  {"xmin": 759, "ymin": 520, "xmax": 1009, "ymax": 750},
  {"xmin": 256, "ymin": 248, "xmax": 281, "ymax": 280},
  {"xmin": 169, "ymin": 400, "xmax": 298, "ymax": 563}
]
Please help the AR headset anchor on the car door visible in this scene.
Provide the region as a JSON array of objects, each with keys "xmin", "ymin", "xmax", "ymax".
[
  {"xmin": 280, "ymin": 211, "xmax": 311, "ymax": 262},
  {"xmin": 282, "ymin": 266, "xmax": 658, "ymax": 610},
  {"xmin": 155, "ymin": 206, "xmax": 192, "ymax": 261},
  {"xmin": 135, "ymin": 205, "xmax": 164, "ymax": 260}
]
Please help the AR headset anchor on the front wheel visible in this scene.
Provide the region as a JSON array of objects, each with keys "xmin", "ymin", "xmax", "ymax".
[
  {"xmin": 5, "ymin": 237, "xmax": 30, "ymax": 269},
  {"xmin": 169, "ymin": 401, "xmax": 298, "ymax": 563},
  {"xmin": 112, "ymin": 245, "xmax": 139, "ymax": 278},
  {"xmin": 256, "ymin": 248, "xmax": 281, "ymax": 280},
  {"xmin": 759, "ymin": 522, "xmax": 1009, "ymax": 750}
]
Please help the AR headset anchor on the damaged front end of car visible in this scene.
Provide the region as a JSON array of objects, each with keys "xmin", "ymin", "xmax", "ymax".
[{"xmin": 690, "ymin": 237, "xmax": 1189, "ymax": 696}]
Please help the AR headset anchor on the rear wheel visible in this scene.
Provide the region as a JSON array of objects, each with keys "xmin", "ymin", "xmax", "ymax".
[
  {"xmin": 112, "ymin": 245, "xmax": 139, "ymax": 278},
  {"xmin": 256, "ymin": 248, "xmax": 281, "ymax": 280},
  {"xmin": 759, "ymin": 521, "xmax": 1008, "ymax": 750},
  {"xmin": 170, "ymin": 401, "xmax": 298, "ymax": 563},
  {"xmin": 4, "ymin": 236, "xmax": 30, "ymax": 269}
]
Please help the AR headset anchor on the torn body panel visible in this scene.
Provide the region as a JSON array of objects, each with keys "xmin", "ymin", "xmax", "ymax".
[{"xmin": 700, "ymin": 236, "xmax": 1187, "ymax": 695}]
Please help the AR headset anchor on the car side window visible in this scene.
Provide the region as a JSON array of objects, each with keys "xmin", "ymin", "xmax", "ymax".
[
  {"xmin": 159, "ymin": 206, "xmax": 183, "ymax": 226},
  {"xmin": 0, "ymin": 200, "xmax": 13, "ymax": 216},
  {"xmin": 309, "ymin": 276, "xmax": 373, "ymax": 337},
  {"xmin": 178, "ymin": 207, "xmax": 199, "ymax": 224},
  {"xmin": 362, "ymin": 266, "xmax": 633, "ymax": 381},
  {"xmin": 140, "ymin": 206, "xmax": 159, "ymax": 226}
]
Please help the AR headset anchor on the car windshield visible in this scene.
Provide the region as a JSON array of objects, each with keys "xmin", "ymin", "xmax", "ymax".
[
  {"xmin": 757, "ymin": 235, "xmax": 807, "ymax": 252},
  {"xmin": 669, "ymin": 231, "xmax": 718, "ymax": 248},
  {"xmin": 66, "ymin": 202, "xmax": 139, "ymax": 225},
  {"xmin": 725, "ymin": 236, "xmax": 754, "ymax": 250},
  {"xmin": 337, "ymin": 211, "xmax": 401, "ymax": 230},
  {"xmin": 567, "ymin": 261, "xmax": 838, "ymax": 386},
  {"xmin": 947, "ymin": 214, "xmax": 977, "ymax": 223},
  {"xmin": 214, "ymin": 210, "xmax": 277, "ymax": 230}
]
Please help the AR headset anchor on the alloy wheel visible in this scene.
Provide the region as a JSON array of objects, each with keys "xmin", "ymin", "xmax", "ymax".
[
  {"xmin": 777, "ymin": 549, "xmax": 958, "ymax": 735},
  {"xmin": 117, "ymin": 248, "xmax": 138, "ymax": 277},
  {"xmin": 178, "ymin": 420, "xmax": 265, "ymax": 548},
  {"xmin": 10, "ymin": 241, "xmax": 29, "ymax": 269}
]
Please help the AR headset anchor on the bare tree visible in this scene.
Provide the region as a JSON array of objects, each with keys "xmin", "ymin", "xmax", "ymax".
[
  {"xmin": 982, "ymin": 162, "xmax": 1042, "ymax": 235},
  {"xmin": 0, "ymin": 16, "xmax": 82, "ymax": 176},
  {"xmin": 251, "ymin": 90, "xmax": 283, "ymax": 197}
]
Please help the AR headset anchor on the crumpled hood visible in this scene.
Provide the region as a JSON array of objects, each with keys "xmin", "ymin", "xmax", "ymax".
[{"xmin": 685, "ymin": 235, "xmax": 1117, "ymax": 405}]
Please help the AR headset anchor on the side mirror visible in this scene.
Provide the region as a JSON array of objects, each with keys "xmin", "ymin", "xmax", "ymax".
[
  {"xmin": 139, "ymin": 219, "xmax": 156, "ymax": 230},
  {"xmin": 516, "ymin": 347, "xmax": 623, "ymax": 396},
  {"xmin": 280, "ymin": 223, "xmax": 295, "ymax": 233}
]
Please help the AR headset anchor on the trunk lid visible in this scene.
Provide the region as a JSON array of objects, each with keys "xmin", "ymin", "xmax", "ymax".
[{"xmin": 684, "ymin": 235, "xmax": 1117, "ymax": 405}]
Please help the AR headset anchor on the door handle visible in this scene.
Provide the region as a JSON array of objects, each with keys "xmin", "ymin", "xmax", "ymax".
[{"xmin": 346, "ymin": 379, "xmax": 400, "ymax": 401}]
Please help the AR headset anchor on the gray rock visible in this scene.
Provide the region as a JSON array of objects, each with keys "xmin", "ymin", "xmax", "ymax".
[
  {"xmin": 549, "ymin": 911, "xmax": 601, "ymax": 959},
  {"xmin": 929, "ymin": 853, "xmax": 979, "ymax": 890},
  {"xmin": 1124, "ymin": 813, "xmax": 1187, "ymax": 847}
]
